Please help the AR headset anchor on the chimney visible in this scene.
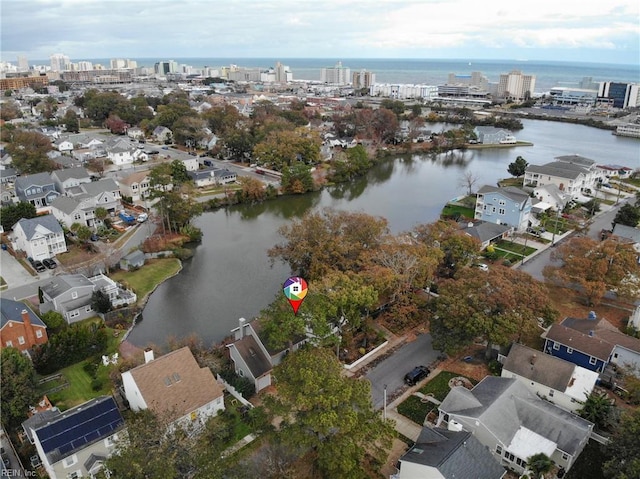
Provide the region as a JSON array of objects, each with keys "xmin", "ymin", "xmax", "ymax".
[
  {"xmin": 237, "ymin": 318, "xmax": 246, "ymax": 340},
  {"xmin": 22, "ymin": 309, "xmax": 36, "ymax": 348},
  {"xmin": 144, "ymin": 347, "xmax": 154, "ymax": 363},
  {"xmin": 530, "ymin": 354, "xmax": 537, "ymax": 366}
]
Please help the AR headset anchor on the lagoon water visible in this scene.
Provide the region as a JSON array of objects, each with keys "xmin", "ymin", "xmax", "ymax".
[{"xmin": 128, "ymin": 120, "xmax": 640, "ymax": 348}]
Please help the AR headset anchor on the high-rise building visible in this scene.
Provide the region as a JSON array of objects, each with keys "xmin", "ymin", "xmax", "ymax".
[
  {"xmin": 598, "ymin": 81, "xmax": 640, "ymax": 109},
  {"xmin": 497, "ymin": 70, "xmax": 536, "ymax": 101},
  {"xmin": 154, "ymin": 60, "xmax": 178, "ymax": 75},
  {"xmin": 17, "ymin": 55, "xmax": 29, "ymax": 72},
  {"xmin": 77, "ymin": 61, "xmax": 93, "ymax": 71},
  {"xmin": 352, "ymin": 70, "xmax": 376, "ymax": 89},
  {"xmin": 50, "ymin": 53, "xmax": 70, "ymax": 72},
  {"xmin": 321, "ymin": 61, "xmax": 350, "ymax": 85},
  {"xmin": 274, "ymin": 62, "xmax": 292, "ymax": 83}
]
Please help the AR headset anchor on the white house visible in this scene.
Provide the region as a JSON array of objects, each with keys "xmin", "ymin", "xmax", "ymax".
[
  {"xmin": 50, "ymin": 195, "xmax": 98, "ymax": 230},
  {"xmin": 524, "ymin": 155, "xmax": 601, "ymax": 198},
  {"xmin": 182, "ymin": 157, "xmax": 199, "ymax": 172},
  {"xmin": 50, "ymin": 167, "xmax": 92, "ymax": 193},
  {"xmin": 11, "ymin": 215, "xmax": 67, "ymax": 261},
  {"xmin": 122, "ymin": 347, "xmax": 225, "ymax": 428},
  {"xmin": 55, "ymin": 140, "xmax": 74, "ymax": 153},
  {"xmin": 106, "ymin": 144, "xmax": 134, "ymax": 167},
  {"xmin": 501, "ymin": 343, "xmax": 598, "ymax": 412},
  {"xmin": 127, "ymin": 126, "xmax": 146, "ymax": 140},
  {"xmin": 532, "ymin": 184, "xmax": 572, "ymax": 212}
]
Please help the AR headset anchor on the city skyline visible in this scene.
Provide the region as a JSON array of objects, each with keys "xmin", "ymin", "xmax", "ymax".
[{"xmin": 1, "ymin": 0, "xmax": 639, "ymax": 66}]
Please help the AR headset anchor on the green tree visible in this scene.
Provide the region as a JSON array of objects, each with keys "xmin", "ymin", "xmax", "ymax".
[
  {"xmin": 91, "ymin": 290, "xmax": 112, "ymax": 314},
  {"xmin": 170, "ymin": 159, "xmax": 190, "ymax": 184},
  {"xmin": 40, "ymin": 310, "xmax": 67, "ymax": 335},
  {"xmin": 62, "ymin": 109, "xmax": 80, "ymax": 133},
  {"xmin": 527, "ymin": 452, "xmax": 554, "ymax": 479},
  {"xmin": 5, "ymin": 129, "xmax": 55, "ymax": 173},
  {"xmin": 280, "ymin": 163, "xmax": 314, "ymax": 194},
  {"xmin": 0, "ymin": 347, "xmax": 40, "ymax": 427},
  {"xmin": 0, "ymin": 202, "xmax": 37, "ymax": 231},
  {"xmin": 508, "ymin": 156, "xmax": 528, "ymax": 177},
  {"xmin": 329, "ymin": 144, "xmax": 371, "ymax": 182},
  {"xmin": 271, "ymin": 348, "xmax": 395, "ymax": 479},
  {"xmin": 603, "ymin": 409, "xmax": 640, "ymax": 479},
  {"xmin": 612, "ymin": 203, "xmax": 640, "ymax": 227},
  {"xmin": 578, "ymin": 391, "xmax": 613, "ymax": 430},
  {"xmin": 94, "ymin": 207, "xmax": 108, "ymax": 225}
]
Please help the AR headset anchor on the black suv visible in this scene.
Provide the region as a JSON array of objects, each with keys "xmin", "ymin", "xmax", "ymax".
[
  {"xmin": 404, "ymin": 366, "xmax": 430, "ymax": 386},
  {"xmin": 42, "ymin": 258, "xmax": 57, "ymax": 269},
  {"xmin": 32, "ymin": 260, "xmax": 46, "ymax": 273}
]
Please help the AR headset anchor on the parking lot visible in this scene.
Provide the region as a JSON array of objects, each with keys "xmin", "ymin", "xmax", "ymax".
[{"xmin": 365, "ymin": 333, "xmax": 441, "ymax": 410}]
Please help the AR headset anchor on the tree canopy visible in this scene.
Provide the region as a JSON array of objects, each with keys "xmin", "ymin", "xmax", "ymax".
[
  {"xmin": 270, "ymin": 348, "xmax": 395, "ymax": 479},
  {"xmin": 508, "ymin": 156, "xmax": 528, "ymax": 177},
  {"xmin": 0, "ymin": 347, "xmax": 40, "ymax": 427},
  {"xmin": 5, "ymin": 129, "xmax": 55, "ymax": 174},
  {"xmin": 603, "ymin": 408, "xmax": 640, "ymax": 479},
  {"xmin": 1, "ymin": 202, "xmax": 37, "ymax": 231}
]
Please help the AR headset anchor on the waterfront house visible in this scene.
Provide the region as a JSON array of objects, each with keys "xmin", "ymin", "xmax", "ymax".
[
  {"xmin": 15, "ymin": 172, "xmax": 60, "ymax": 209},
  {"xmin": 119, "ymin": 250, "xmax": 145, "ymax": 271},
  {"xmin": 473, "ymin": 126, "xmax": 513, "ymax": 145},
  {"xmin": 188, "ymin": 168, "xmax": 218, "ymax": 188},
  {"xmin": 30, "ymin": 396, "xmax": 124, "ymax": 479},
  {"xmin": 0, "ymin": 299, "xmax": 48, "ymax": 352},
  {"xmin": 460, "ymin": 220, "xmax": 511, "ymax": 250},
  {"xmin": 213, "ymin": 168, "xmax": 237, "ymax": 185},
  {"xmin": 397, "ymin": 426, "xmax": 505, "ymax": 479},
  {"xmin": 524, "ymin": 155, "xmax": 600, "ymax": 198},
  {"xmin": 11, "ymin": 215, "xmax": 67, "ymax": 261},
  {"xmin": 437, "ymin": 376, "xmax": 593, "ymax": 475},
  {"xmin": 475, "ymin": 185, "xmax": 531, "ymax": 231},
  {"xmin": 121, "ymin": 347, "xmax": 225, "ymax": 428},
  {"xmin": 500, "ymin": 343, "xmax": 598, "ymax": 412}
]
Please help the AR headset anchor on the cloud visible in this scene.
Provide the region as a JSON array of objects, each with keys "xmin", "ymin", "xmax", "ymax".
[{"xmin": 1, "ymin": 0, "xmax": 638, "ymax": 63}]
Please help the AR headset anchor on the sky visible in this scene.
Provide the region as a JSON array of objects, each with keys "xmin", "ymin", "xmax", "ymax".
[{"xmin": 1, "ymin": 0, "xmax": 639, "ymax": 65}]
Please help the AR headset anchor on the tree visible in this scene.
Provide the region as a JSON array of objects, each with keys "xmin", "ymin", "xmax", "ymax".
[
  {"xmin": 62, "ymin": 109, "xmax": 80, "ymax": 133},
  {"xmin": 527, "ymin": 452, "xmax": 554, "ymax": 479},
  {"xmin": 236, "ymin": 176, "xmax": 267, "ymax": 203},
  {"xmin": 105, "ymin": 114, "xmax": 128, "ymax": 134},
  {"xmin": 280, "ymin": 163, "xmax": 314, "ymax": 194},
  {"xmin": 603, "ymin": 409, "xmax": 640, "ymax": 479},
  {"xmin": 578, "ymin": 391, "xmax": 613, "ymax": 430},
  {"xmin": 170, "ymin": 159, "xmax": 190, "ymax": 184},
  {"xmin": 5, "ymin": 129, "xmax": 55, "ymax": 173},
  {"xmin": 253, "ymin": 128, "xmax": 321, "ymax": 171},
  {"xmin": 612, "ymin": 203, "xmax": 640, "ymax": 228},
  {"xmin": 91, "ymin": 290, "xmax": 112, "ymax": 314},
  {"xmin": 508, "ymin": 156, "xmax": 528, "ymax": 177},
  {"xmin": 86, "ymin": 157, "xmax": 107, "ymax": 177},
  {"xmin": 40, "ymin": 310, "xmax": 67, "ymax": 335},
  {"xmin": 431, "ymin": 267, "xmax": 557, "ymax": 355},
  {"xmin": 271, "ymin": 348, "xmax": 395, "ymax": 479},
  {"xmin": 0, "ymin": 347, "xmax": 40, "ymax": 427},
  {"xmin": 544, "ymin": 237, "xmax": 640, "ymax": 305},
  {"xmin": 458, "ymin": 170, "xmax": 480, "ymax": 196},
  {"xmin": 0, "ymin": 201, "xmax": 37, "ymax": 231}
]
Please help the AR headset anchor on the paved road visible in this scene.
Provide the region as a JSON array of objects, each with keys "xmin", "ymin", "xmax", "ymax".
[{"xmin": 365, "ymin": 333, "xmax": 441, "ymax": 410}]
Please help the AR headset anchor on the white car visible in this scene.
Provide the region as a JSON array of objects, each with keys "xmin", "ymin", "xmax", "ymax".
[
  {"xmin": 137, "ymin": 213, "xmax": 148, "ymax": 223},
  {"xmin": 477, "ymin": 263, "xmax": 489, "ymax": 272}
]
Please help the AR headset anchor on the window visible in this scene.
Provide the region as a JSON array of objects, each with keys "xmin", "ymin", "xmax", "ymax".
[
  {"xmin": 18, "ymin": 336, "xmax": 25, "ymax": 345},
  {"xmin": 562, "ymin": 453, "xmax": 569, "ymax": 460},
  {"xmin": 567, "ymin": 347, "xmax": 573, "ymax": 354},
  {"xmin": 69, "ymin": 310, "xmax": 80, "ymax": 319},
  {"xmin": 491, "ymin": 207, "xmax": 496, "ymax": 213},
  {"xmin": 589, "ymin": 356, "xmax": 597, "ymax": 365},
  {"xmin": 71, "ymin": 292, "xmax": 78, "ymax": 299},
  {"xmin": 5, "ymin": 341, "xmax": 13, "ymax": 347},
  {"xmin": 549, "ymin": 389, "xmax": 554, "ymax": 397},
  {"xmin": 614, "ymin": 353, "xmax": 618, "ymax": 359},
  {"xmin": 499, "ymin": 199, "xmax": 506, "ymax": 206},
  {"xmin": 505, "ymin": 452, "xmax": 515, "ymax": 462},
  {"xmin": 496, "ymin": 445, "xmax": 503, "ymax": 455},
  {"xmin": 36, "ymin": 330, "xmax": 43, "ymax": 338},
  {"xmin": 85, "ymin": 306, "xmax": 92, "ymax": 312},
  {"xmin": 498, "ymin": 208, "xmax": 505, "ymax": 215},
  {"xmin": 67, "ymin": 471, "xmax": 82, "ymax": 479},
  {"xmin": 552, "ymin": 342, "xmax": 560, "ymax": 351},
  {"xmin": 63, "ymin": 455, "xmax": 78, "ymax": 468}
]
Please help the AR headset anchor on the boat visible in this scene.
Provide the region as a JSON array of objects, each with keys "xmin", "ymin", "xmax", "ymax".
[{"xmin": 499, "ymin": 135, "xmax": 517, "ymax": 144}]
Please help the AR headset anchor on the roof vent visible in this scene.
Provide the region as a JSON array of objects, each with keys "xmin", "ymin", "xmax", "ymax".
[
  {"xmin": 467, "ymin": 222, "xmax": 474, "ymax": 228},
  {"xmin": 588, "ymin": 330, "xmax": 594, "ymax": 337}
]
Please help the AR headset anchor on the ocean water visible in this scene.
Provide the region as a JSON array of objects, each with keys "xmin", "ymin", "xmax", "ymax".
[{"xmin": 70, "ymin": 57, "xmax": 640, "ymax": 93}]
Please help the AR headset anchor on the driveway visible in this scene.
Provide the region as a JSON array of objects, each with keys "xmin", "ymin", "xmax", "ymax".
[
  {"xmin": 0, "ymin": 250, "xmax": 42, "ymax": 289},
  {"xmin": 365, "ymin": 333, "xmax": 441, "ymax": 410}
]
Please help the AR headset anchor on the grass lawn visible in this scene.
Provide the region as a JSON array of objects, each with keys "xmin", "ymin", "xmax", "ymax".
[
  {"xmin": 397, "ymin": 371, "xmax": 477, "ymax": 424},
  {"xmin": 198, "ymin": 184, "xmax": 243, "ymax": 196},
  {"xmin": 497, "ymin": 177, "xmax": 524, "ymax": 187},
  {"xmin": 110, "ymin": 258, "xmax": 181, "ymax": 300},
  {"xmin": 45, "ymin": 360, "xmax": 114, "ymax": 411},
  {"xmin": 441, "ymin": 204, "xmax": 475, "ymax": 219},
  {"xmin": 539, "ymin": 217, "xmax": 571, "ymax": 234},
  {"xmin": 491, "ymin": 240, "xmax": 537, "ymax": 262}
]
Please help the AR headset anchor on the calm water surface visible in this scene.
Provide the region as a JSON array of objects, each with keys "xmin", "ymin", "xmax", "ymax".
[{"xmin": 128, "ymin": 120, "xmax": 640, "ymax": 347}]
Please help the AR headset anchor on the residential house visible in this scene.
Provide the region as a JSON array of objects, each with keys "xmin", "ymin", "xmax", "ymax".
[
  {"xmin": 126, "ymin": 126, "xmax": 146, "ymax": 141},
  {"xmin": 15, "ymin": 172, "xmax": 60, "ymax": 209},
  {"xmin": 544, "ymin": 316, "xmax": 640, "ymax": 376},
  {"xmin": 227, "ymin": 318, "xmax": 307, "ymax": 393},
  {"xmin": 524, "ymin": 155, "xmax": 600, "ymax": 198},
  {"xmin": 437, "ymin": 376, "xmax": 593, "ymax": 475},
  {"xmin": 475, "ymin": 185, "xmax": 532, "ymax": 231},
  {"xmin": 50, "ymin": 155, "xmax": 84, "ymax": 170},
  {"xmin": 187, "ymin": 168, "xmax": 218, "ymax": 188},
  {"xmin": 118, "ymin": 171, "xmax": 152, "ymax": 202},
  {"xmin": 181, "ymin": 157, "xmax": 199, "ymax": 172},
  {"xmin": 459, "ymin": 221, "xmax": 511, "ymax": 250},
  {"xmin": 39, "ymin": 273, "xmax": 136, "ymax": 323},
  {"xmin": 50, "ymin": 196, "xmax": 97, "ymax": 229},
  {"xmin": 501, "ymin": 343, "xmax": 598, "ymax": 412},
  {"xmin": 153, "ymin": 126, "xmax": 172, "ymax": 143},
  {"xmin": 50, "ymin": 167, "xmax": 92, "ymax": 193},
  {"xmin": 397, "ymin": 427, "xmax": 505, "ymax": 479},
  {"xmin": 474, "ymin": 126, "xmax": 513, "ymax": 145},
  {"xmin": 213, "ymin": 168, "xmax": 237, "ymax": 185},
  {"xmin": 611, "ymin": 224, "xmax": 640, "ymax": 256},
  {"xmin": 106, "ymin": 143, "xmax": 134, "ymax": 168},
  {"xmin": 11, "ymin": 215, "xmax": 67, "ymax": 261},
  {"xmin": 119, "ymin": 250, "xmax": 145, "ymax": 271},
  {"xmin": 597, "ymin": 164, "xmax": 633, "ymax": 179},
  {"xmin": 121, "ymin": 347, "xmax": 225, "ymax": 428},
  {"xmin": 0, "ymin": 167, "xmax": 18, "ymax": 184},
  {"xmin": 54, "ymin": 139, "xmax": 73, "ymax": 153},
  {"xmin": 66, "ymin": 179, "xmax": 122, "ymax": 213},
  {"xmin": 132, "ymin": 149, "xmax": 148, "ymax": 163},
  {"xmin": 199, "ymin": 133, "xmax": 219, "ymax": 151},
  {"xmin": 532, "ymin": 184, "xmax": 572, "ymax": 212},
  {"xmin": 71, "ymin": 148, "xmax": 98, "ymax": 164},
  {"xmin": 0, "ymin": 299, "xmax": 48, "ymax": 351},
  {"xmin": 30, "ymin": 396, "xmax": 125, "ymax": 479}
]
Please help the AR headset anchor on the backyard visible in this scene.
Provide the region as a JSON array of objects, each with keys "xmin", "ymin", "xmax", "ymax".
[
  {"xmin": 490, "ymin": 239, "xmax": 538, "ymax": 263},
  {"xmin": 110, "ymin": 257, "xmax": 181, "ymax": 301}
]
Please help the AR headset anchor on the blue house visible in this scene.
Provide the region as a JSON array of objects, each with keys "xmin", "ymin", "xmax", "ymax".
[
  {"xmin": 542, "ymin": 323, "xmax": 612, "ymax": 373},
  {"xmin": 474, "ymin": 185, "xmax": 532, "ymax": 232}
]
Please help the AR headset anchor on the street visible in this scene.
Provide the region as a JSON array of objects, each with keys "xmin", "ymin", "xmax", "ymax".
[{"xmin": 365, "ymin": 333, "xmax": 440, "ymax": 410}]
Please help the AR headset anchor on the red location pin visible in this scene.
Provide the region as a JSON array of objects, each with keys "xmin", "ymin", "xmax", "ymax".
[{"xmin": 283, "ymin": 276, "xmax": 308, "ymax": 315}]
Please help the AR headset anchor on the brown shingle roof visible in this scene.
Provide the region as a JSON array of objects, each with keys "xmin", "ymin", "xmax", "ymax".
[
  {"xmin": 232, "ymin": 335, "xmax": 271, "ymax": 378},
  {"xmin": 503, "ymin": 343, "xmax": 576, "ymax": 391},
  {"xmin": 561, "ymin": 317, "xmax": 640, "ymax": 354},
  {"xmin": 545, "ymin": 324, "xmax": 614, "ymax": 361},
  {"xmin": 128, "ymin": 347, "xmax": 223, "ymax": 422}
]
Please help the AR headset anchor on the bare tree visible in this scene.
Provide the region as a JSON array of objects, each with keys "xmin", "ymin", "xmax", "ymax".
[{"xmin": 458, "ymin": 171, "xmax": 480, "ymax": 196}]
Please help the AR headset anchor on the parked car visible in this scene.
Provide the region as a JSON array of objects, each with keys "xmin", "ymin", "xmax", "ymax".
[
  {"xmin": 32, "ymin": 260, "xmax": 46, "ymax": 273},
  {"xmin": 90, "ymin": 233, "xmax": 99, "ymax": 242},
  {"xmin": 42, "ymin": 258, "xmax": 57, "ymax": 269},
  {"xmin": 476, "ymin": 263, "xmax": 489, "ymax": 272},
  {"xmin": 137, "ymin": 213, "xmax": 148, "ymax": 223},
  {"xmin": 404, "ymin": 366, "xmax": 430, "ymax": 386}
]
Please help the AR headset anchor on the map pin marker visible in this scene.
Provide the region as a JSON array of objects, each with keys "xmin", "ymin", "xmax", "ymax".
[{"xmin": 283, "ymin": 276, "xmax": 308, "ymax": 315}]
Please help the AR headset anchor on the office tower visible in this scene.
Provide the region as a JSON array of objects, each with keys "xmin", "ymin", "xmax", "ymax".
[
  {"xmin": 274, "ymin": 62, "xmax": 292, "ymax": 82},
  {"xmin": 598, "ymin": 81, "xmax": 640, "ymax": 108},
  {"xmin": 77, "ymin": 61, "xmax": 93, "ymax": 71}
]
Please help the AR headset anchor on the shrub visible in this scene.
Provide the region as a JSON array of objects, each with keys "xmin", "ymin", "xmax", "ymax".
[
  {"xmin": 91, "ymin": 378, "xmax": 103, "ymax": 391},
  {"xmin": 83, "ymin": 361, "xmax": 99, "ymax": 378}
]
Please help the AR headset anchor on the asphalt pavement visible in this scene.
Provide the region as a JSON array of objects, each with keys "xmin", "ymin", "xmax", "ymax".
[{"xmin": 365, "ymin": 333, "xmax": 441, "ymax": 410}]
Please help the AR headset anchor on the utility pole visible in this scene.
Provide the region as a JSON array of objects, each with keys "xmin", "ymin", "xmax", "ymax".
[{"xmin": 383, "ymin": 384, "xmax": 387, "ymax": 421}]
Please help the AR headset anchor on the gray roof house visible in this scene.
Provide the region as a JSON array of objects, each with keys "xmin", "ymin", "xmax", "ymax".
[
  {"xmin": 524, "ymin": 154, "xmax": 600, "ymax": 198},
  {"xmin": 15, "ymin": 172, "xmax": 60, "ymax": 208},
  {"xmin": 50, "ymin": 167, "xmax": 91, "ymax": 193},
  {"xmin": 501, "ymin": 343, "xmax": 599, "ymax": 412},
  {"xmin": 66, "ymin": 178, "xmax": 121, "ymax": 212},
  {"xmin": 49, "ymin": 195, "xmax": 98, "ymax": 230},
  {"xmin": 460, "ymin": 220, "xmax": 511, "ymax": 250},
  {"xmin": 475, "ymin": 185, "xmax": 532, "ymax": 231},
  {"xmin": 397, "ymin": 427, "xmax": 505, "ymax": 479},
  {"xmin": 11, "ymin": 215, "xmax": 67, "ymax": 261},
  {"xmin": 612, "ymin": 224, "xmax": 640, "ymax": 254},
  {"xmin": 474, "ymin": 126, "xmax": 513, "ymax": 145},
  {"xmin": 0, "ymin": 167, "xmax": 17, "ymax": 184},
  {"xmin": 40, "ymin": 274, "xmax": 97, "ymax": 324},
  {"xmin": 119, "ymin": 250, "xmax": 145, "ymax": 271},
  {"xmin": 437, "ymin": 376, "xmax": 593, "ymax": 475}
]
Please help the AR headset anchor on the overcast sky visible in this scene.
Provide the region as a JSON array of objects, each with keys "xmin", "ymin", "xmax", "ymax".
[{"xmin": 2, "ymin": 0, "xmax": 639, "ymax": 65}]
